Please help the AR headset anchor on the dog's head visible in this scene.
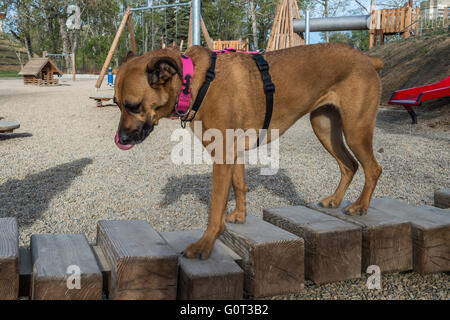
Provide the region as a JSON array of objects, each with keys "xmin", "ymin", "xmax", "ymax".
[{"xmin": 113, "ymin": 48, "xmax": 183, "ymax": 150}]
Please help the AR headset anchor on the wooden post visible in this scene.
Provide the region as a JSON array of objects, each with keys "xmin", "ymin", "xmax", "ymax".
[
  {"xmin": 71, "ymin": 52, "xmax": 76, "ymax": 81},
  {"xmin": 371, "ymin": 198, "xmax": 450, "ymax": 274},
  {"xmin": 188, "ymin": 4, "xmax": 193, "ymax": 47},
  {"xmin": 31, "ymin": 234, "xmax": 102, "ymax": 300},
  {"xmin": 404, "ymin": 5, "xmax": 411, "ymax": 38},
  {"xmin": 263, "ymin": 206, "xmax": 361, "ymax": 284},
  {"xmin": 42, "ymin": 51, "xmax": 46, "ymax": 58},
  {"xmin": 369, "ymin": 9, "xmax": 376, "ymax": 49},
  {"xmin": 444, "ymin": 7, "xmax": 448, "ymax": 26},
  {"xmin": 312, "ymin": 201, "xmax": 414, "ymax": 273},
  {"xmin": 128, "ymin": 14, "xmax": 137, "ymax": 54},
  {"xmin": 200, "ymin": 16, "xmax": 214, "ymax": 50},
  {"xmin": 0, "ymin": 218, "xmax": 19, "ymax": 300},
  {"xmin": 219, "ymin": 215, "xmax": 304, "ymax": 298},
  {"xmin": 95, "ymin": 7, "xmax": 131, "ymax": 89},
  {"xmin": 434, "ymin": 188, "xmax": 450, "ymax": 209},
  {"xmin": 160, "ymin": 230, "xmax": 244, "ymax": 300},
  {"xmin": 96, "ymin": 220, "xmax": 178, "ymax": 300},
  {"xmin": 179, "ymin": 39, "xmax": 184, "ymax": 52}
]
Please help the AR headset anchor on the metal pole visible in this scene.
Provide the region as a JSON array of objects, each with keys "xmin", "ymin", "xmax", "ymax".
[
  {"xmin": 305, "ymin": 11, "xmax": 310, "ymax": 45},
  {"xmin": 192, "ymin": 0, "xmax": 201, "ymax": 45}
]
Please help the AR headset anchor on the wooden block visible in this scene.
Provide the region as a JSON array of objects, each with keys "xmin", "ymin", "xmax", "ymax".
[
  {"xmin": 263, "ymin": 206, "xmax": 361, "ymax": 284},
  {"xmin": 311, "ymin": 201, "xmax": 413, "ymax": 273},
  {"xmin": 91, "ymin": 245, "xmax": 111, "ymax": 296},
  {"xmin": 219, "ymin": 215, "xmax": 304, "ymax": 298},
  {"xmin": 31, "ymin": 234, "xmax": 102, "ymax": 300},
  {"xmin": 160, "ymin": 230, "xmax": 244, "ymax": 300},
  {"xmin": 96, "ymin": 220, "xmax": 178, "ymax": 300},
  {"xmin": 435, "ymin": 188, "xmax": 450, "ymax": 209},
  {"xmin": 371, "ymin": 198, "xmax": 450, "ymax": 274},
  {"xmin": 19, "ymin": 247, "xmax": 32, "ymax": 297},
  {"xmin": 0, "ymin": 217, "xmax": 19, "ymax": 300}
]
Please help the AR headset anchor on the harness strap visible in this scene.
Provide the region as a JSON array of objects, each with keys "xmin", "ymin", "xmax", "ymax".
[
  {"xmin": 181, "ymin": 52, "xmax": 218, "ymax": 124},
  {"xmin": 253, "ymin": 54, "xmax": 275, "ymax": 147}
]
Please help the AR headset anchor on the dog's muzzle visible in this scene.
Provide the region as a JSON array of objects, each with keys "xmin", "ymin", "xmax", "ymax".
[{"xmin": 115, "ymin": 122, "xmax": 154, "ymax": 151}]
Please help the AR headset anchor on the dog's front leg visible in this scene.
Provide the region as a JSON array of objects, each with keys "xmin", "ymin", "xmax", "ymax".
[
  {"xmin": 183, "ymin": 163, "xmax": 235, "ymax": 260},
  {"xmin": 227, "ymin": 164, "xmax": 247, "ymax": 223}
]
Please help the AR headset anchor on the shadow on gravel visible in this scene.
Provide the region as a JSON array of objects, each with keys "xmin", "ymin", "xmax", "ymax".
[
  {"xmin": 376, "ymin": 108, "xmax": 450, "ymax": 142},
  {"xmin": 0, "ymin": 133, "xmax": 33, "ymax": 141},
  {"xmin": 0, "ymin": 158, "xmax": 93, "ymax": 226},
  {"xmin": 160, "ymin": 168, "xmax": 305, "ymax": 207}
]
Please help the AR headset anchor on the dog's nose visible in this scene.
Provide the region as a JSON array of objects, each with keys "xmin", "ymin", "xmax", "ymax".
[{"xmin": 119, "ymin": 132, "xmax": 132, "ymax": 145}]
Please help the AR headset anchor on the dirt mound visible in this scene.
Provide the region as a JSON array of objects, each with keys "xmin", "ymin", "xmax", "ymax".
[{"xmin": 368, "ymin": 31, "xmax": 450, "ymax": 106}]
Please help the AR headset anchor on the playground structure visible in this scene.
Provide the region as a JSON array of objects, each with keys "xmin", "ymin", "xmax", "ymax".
[
  {"xmin": 95, "ymin": 0, "xmax": 261, "ymax": 89},
  {"xmin": 19, "ymin": 57, "xmax": 63, "ymax": 86},
  {"xmin": 293, "ymin": 2, "xmax": 420, "ymax": 49},
  {"xmin": 388, "ymin": 76, "xmax": 450, "ymax": 124},
  {"xmin": 0, "ymin": 196, "xmax": 448, "ymax": 300},
  {"xmin": 42, "ymin": 51, "xmax": 76, "ymax": 81},
  {"xmin": 267, "ymin": 0, "xmax": 304, "ymax": 51}
]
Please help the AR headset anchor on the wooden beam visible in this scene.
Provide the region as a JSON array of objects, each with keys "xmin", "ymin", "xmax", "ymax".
[
  {"xmin": 95, "ymin": 7, "xmax": 131, "ymax": 88},
  {"xmin": 31, "ymin": 234, "xmax": 102, "ymax": 300},
  {"xmin": 434, "ymin": 188, "xmax": 450, "ymax": 209},
  {"xmin": 128, "ymin": 14, "xmax": 137, "ymax": 54},
  {"xmin": 312, "ymin": 201, "xmax": 413, "ymax": 274},
  {"xmin": 160, "ymin": 230, "xmax": 244, "ymax": 300},
  {"xmin": 0, "ymin": 218, "xmax": 19, "ymax": 300},
  {"xmin": 200, "ymin": 16, "xmax": 214, "ymax": 50},
  {"xmin": 264, "ymin": 206, "xmax": 362, "ymax": 284},
  {"xmin": 96, "ymin": 220, "xmax": 178, "ymax": 300},
  {"xmin": 371, "ymin": 198, "xmax": 450, "ymax": 274},
  {"xmin": 219, "ymin": 215, "xmax": 304, "ymax": 298},
  {"xmin": 188, "ymin": 3, "xmax": 193, "ymax": 48}
]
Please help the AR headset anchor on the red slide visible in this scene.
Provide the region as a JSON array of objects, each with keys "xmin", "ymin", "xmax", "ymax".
[{"xmin": 388, "ymin": 76, "xmax": 450, "ymax": 124}]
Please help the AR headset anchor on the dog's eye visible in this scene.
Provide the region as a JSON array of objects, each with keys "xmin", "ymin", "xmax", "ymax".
[{"xmin": 125, "ymin": 103, "xmax": 141, "ymax": 113}]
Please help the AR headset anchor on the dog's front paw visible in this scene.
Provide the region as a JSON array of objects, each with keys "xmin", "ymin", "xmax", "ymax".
[
  {"xmin": 344, "ymin": 202, "xmax": 368, "ymax": 216},
  {"xmin": 227, "ymin": 209, "xmax": 246, "ymax": 224},
  {"xmin": 319, "ymin": 196, "xmax": 341, "ymax": 209},
  {"xmin": 183, "ymin": 239, "xmax": 213, "ymax": 260}
]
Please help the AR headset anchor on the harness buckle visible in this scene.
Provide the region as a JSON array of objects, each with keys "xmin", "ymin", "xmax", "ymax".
[
  {"xmin": 205, "ymin": 70, "xmax": 216, "ymax": 82},
  {"xmin": 263, "ymin": 82, "xmax": 275, "ymax": 93}
]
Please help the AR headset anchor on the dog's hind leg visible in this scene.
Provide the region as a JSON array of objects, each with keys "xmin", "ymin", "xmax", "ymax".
[
  {"xmin": 227, "ymin": 164, "xmax": 248, "ymax": 223},
  {"xmin": 340, "ymin": 93, "xmax": 382, "ymax": 215},
  {"xmin": 310, "ymin": 105, "xmax": 359, "ymax": 208}
]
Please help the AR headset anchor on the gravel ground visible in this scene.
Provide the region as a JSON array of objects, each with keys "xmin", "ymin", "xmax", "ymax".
[{"xmin": 0, "ymin": 78, "xmax": 448, "ymax": 299}]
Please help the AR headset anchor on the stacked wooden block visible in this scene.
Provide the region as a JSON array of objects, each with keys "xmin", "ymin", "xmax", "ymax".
[{"xmin": 0, "ymin": 196, "xmax": 448, "ymax": 300}]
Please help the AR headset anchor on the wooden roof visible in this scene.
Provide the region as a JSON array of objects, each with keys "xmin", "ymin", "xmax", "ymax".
[{"xmin": 19, "ymin": 58, "xmax": 63, "ymax": 76}]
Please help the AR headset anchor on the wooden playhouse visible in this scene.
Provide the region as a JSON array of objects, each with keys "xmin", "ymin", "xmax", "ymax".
[{"xmin": 19, "ymin": 58, "xmax": 63, "ymax": 86}]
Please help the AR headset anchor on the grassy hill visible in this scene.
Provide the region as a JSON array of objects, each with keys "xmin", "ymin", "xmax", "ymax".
[
  {"xmin": 0, "ymin": 34, "xmax": 28, "ymax": 76},
  {"xmin": 368, "ymin": 31, "xmax": 450, "ymax": 106}
]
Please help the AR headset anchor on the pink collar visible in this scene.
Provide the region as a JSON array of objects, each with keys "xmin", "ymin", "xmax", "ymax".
[{"xmin": 175, "ymin": 54, "xmax": 194, "ymax": 116}]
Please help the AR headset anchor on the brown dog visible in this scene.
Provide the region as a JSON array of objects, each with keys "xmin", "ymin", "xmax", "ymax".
[{"xmin": 113, "ymin": 44, "xmax": 383, "ymax": 259}]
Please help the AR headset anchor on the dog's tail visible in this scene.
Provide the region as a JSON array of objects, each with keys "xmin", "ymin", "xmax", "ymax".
[{"xmin": 369, "ymin": 56, "xmax": 384, "ymax": 72}]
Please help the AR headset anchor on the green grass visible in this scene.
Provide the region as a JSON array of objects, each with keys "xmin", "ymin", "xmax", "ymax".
[{"xmin": 0, "ymin": 70, "xmax": 20, "ymax": 78}]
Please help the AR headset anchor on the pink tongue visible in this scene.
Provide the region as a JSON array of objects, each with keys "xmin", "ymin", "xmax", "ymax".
[{"xmin": 115, "ymin": 132, "xmax": 134, "ymax": 151}]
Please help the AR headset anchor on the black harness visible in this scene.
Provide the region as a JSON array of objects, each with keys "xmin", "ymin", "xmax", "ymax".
[{"xmin": 184, "ymin": 52, "xmax": 275, "ymax": 147}]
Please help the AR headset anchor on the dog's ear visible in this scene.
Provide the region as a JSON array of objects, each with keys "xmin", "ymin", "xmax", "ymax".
[
  {"xmin": 146, "ymin": 56, "xmax": 180, "ymax": 89},
  {"xmin": 122, "ymin": 51, "xmax": 139, "ymax": 64}
]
